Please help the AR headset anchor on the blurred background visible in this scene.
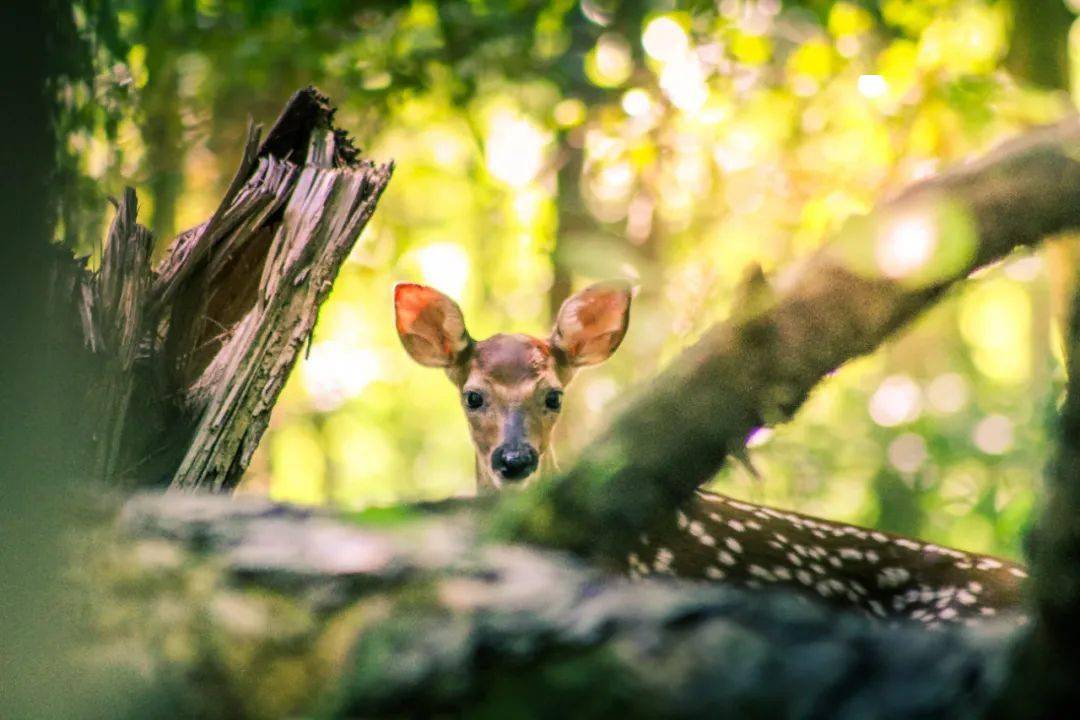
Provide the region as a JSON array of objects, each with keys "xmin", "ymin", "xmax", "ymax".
[{"xmin": 63, "ymin": 0, "xmax": 1080, "ymax": 559}]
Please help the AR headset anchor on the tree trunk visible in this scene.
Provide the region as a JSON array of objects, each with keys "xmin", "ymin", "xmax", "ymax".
[{"xmin": 52, "ymin": 87, "xmax": 392, "ymax": 491}]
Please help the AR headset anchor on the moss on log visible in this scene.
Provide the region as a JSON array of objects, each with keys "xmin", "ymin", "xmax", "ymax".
[{"xmin": 85, "ymin": 494, "xmax": 1014, "ymax": 720}]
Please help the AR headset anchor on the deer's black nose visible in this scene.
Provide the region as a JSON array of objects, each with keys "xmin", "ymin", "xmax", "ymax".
[{"xmin": 492, "ymin": 444, "xmax": 539, "ymax": 481}]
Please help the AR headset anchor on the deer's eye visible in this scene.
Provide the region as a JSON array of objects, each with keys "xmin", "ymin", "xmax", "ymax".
[
  {"xmin": 463, "ymin": 390, "xmax": 485, "ymax": 410},
  {"xmin": 544, "ymin": 389, "xmax": 563, "ymax": 411}
]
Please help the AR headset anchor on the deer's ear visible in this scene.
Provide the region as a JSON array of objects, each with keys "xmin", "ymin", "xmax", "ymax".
[
  {"xmin": 551, "ymin": 280, "xmax": 632, "ymax": 367},
  {"xmin": 394, "ymin": 283, "xmax": 472, "ymax": 367}
]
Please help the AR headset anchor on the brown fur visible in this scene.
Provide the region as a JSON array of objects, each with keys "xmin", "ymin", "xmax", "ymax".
[{"xmin": 394, "ymin": 281, "xmax": 631, "ymax": 492}]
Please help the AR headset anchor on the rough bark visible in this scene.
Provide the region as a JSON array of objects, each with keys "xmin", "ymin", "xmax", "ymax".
[
  {"xmin": 54, "ymin": 87, "xmax": 392, "ymax": 491},
  {"xmin": 491, "ymin": 118, "xmax": 1080, "ymax": 561},
  {"xmin": 85, "ymin": 493, "xmax": 1015, "ymax": 720}
]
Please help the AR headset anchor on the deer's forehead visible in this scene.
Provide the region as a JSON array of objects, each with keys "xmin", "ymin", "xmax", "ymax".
[{"xmin": 470, "ymin": 334, "xmax": 555, "ymax": 387}]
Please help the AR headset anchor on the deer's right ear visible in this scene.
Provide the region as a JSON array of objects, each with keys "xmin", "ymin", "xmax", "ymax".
[{"xmin": 393, "ymin": 283, "xmax": 472, "ymax": 367}]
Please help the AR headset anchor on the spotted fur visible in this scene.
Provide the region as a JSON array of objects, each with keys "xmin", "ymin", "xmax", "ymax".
[{"xmin": 626, "ymin": 491, "xmax": 1027, "ymax": 626}]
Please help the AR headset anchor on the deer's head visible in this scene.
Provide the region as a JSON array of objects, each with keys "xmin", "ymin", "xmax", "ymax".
[{"xmin": 394, "ymin": 281, "xmax": 631, "ymax": 492}]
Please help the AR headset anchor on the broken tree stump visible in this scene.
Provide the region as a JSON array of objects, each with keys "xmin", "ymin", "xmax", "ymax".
[{"xmin": 53, "ymin": 87, "xmax": 392, "ymax": 491}]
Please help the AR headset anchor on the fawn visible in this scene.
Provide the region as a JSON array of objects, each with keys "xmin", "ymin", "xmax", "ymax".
[
  {"xmin": 394, "ymin": 281, "xmax": 1027, "ymax": 626},
  {"xmin": 394, "ymin": 280, "xmax": 631, "ymax": 491}
]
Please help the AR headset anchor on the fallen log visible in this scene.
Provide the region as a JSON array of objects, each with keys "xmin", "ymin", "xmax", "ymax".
[{"xmin": 84, "ymin": 493, "xmax": 1014, "ymax": 720}]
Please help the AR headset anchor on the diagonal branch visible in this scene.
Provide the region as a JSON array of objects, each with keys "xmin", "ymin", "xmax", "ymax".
[{"xmin": 493, "ymin": 118, "xmax": 1080, "ymax": 559}]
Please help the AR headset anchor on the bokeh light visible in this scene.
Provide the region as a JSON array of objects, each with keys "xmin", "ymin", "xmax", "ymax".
[{"xmin": 869, "ymin": 375, "xmax": 923, "ymax": 427}]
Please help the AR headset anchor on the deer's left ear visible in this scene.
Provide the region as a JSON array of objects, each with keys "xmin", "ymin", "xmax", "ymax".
[
  {"xmin": 394, "ymin": 283, "xmax": 472, "ymax": 367},
  {"xmin": 551, "ymin": 280, "xmax": 632, "ymax": 367}
]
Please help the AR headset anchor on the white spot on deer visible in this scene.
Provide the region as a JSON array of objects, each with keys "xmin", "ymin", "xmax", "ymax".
[
  {"xmin": 967, "ymin": 581, "xmax": 983, "ymax": 594},
  {"xmin": 676, "ymin": 512, "xmax": 689, "ymax": 530},
  {"xmin": 746, "ymin": 520, "xmax": 763, "ymax": 531},
  {"xmin": 749, "ymin": 565, "xmax": 776, "ymax": 582},
  {"xmin": 708, "ymin": 512, "xmax": 723, "ymax": 523},
  {"xmin": 1009, "ymin": 567, "xmax": 1028, "ymax": 579},
  {"xmin": 868, "ymin": 600, "xmax": 887, "ymax": 618},
  {"xmin": 980, "ymin": 607, "xmax": 997, "ymax": 616},
  {"xmin": 896, "ymin": 538, "xmax": 921, "ymax": 551},
  {"xmin": 955, "ymin": 560, "xmax": 973, "ymax": 570},
  {"xmin": 725, "ymin": 537, "xmax": 743, "ymax": 553},
  {"xmin": 699, "ymin": 533, "xmax": 716, "ymax": 547},
  {"xmin": 957, "ymin": 590, "xmax": 977, "ymax": 606},
  {"xmin": 717, "ymin": 550, "xmax": 737, "ymax": 566},
  {"xmin": 773, "ymin": 532, "xmax": 788, "ymax": 544},
  {"xmin": 839, "ymin": 548, "xmax": 863, "ymax": 561},
  {"xmin": 828, "ymin": 556, "xmax": 843, "ymax": 569},
  {"xmin": 815, "ymin": 581, "xmax": 833, "ymax": 598},
  {"xmin": 705, "ymin": 566, "xmax": 726, "ymax": 580},
  {"xmin": 864, "ymin": 549, "xmax": 880, "ymax": 564},
  {"xmin": 877, "ymin": 566, "xmax": 912, "ymax": 588},
  {"xmin": 939, "ymin": 607, "xmax": 958, "ymax": 620},
  {"xmin": 976, "ymin": 558, "xmax": 1003, "ymax": 571},
  {"xmin": 688, "ymin": 520, "xmax": 706, "ymax": 537},
  {"xmin": 871, "ymin": 532, "xmax": 888, "ymax": 543},
  {"xmin": 796, "ymin": 570, "xmax": 814, "ymax": 586},
  {"xmin": 773, "ymin": 566, "xmax": 792, "ymax": 581},
  {"xmin": 809, "ymin": 563, "xmax": 826, "ymax": 575},
  {"xmin": 654, "ymin": 548, "xmax": 674, "ymax": 572},
  {"xmin": 786, "ymin": 552, "xmax": 803, "ymax": 567},
  {"xmin": 727, "ymin": 519, "xmax": 745, "ymax": 533}
]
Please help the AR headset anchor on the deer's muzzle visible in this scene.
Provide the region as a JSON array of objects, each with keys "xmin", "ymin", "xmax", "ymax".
[{"xmin": 491, "ymin": 443, "xmax": 538, "ymax": 481}]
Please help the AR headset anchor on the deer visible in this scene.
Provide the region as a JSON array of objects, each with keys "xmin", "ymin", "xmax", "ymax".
[{"xmin": 393, "ymin": 281, "xmax": 1029, "ymax": 627}]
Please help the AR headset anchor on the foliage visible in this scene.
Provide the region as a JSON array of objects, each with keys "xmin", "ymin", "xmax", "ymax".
[{"xmin": 65, "ymin": 0, "xmax": 1080, "ymax": 560}]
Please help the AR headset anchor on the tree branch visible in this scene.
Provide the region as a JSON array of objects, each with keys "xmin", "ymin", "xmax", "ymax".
[{"xmin": 492, "ymin": 118, "xmax": 1080, "ymax": 560}]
